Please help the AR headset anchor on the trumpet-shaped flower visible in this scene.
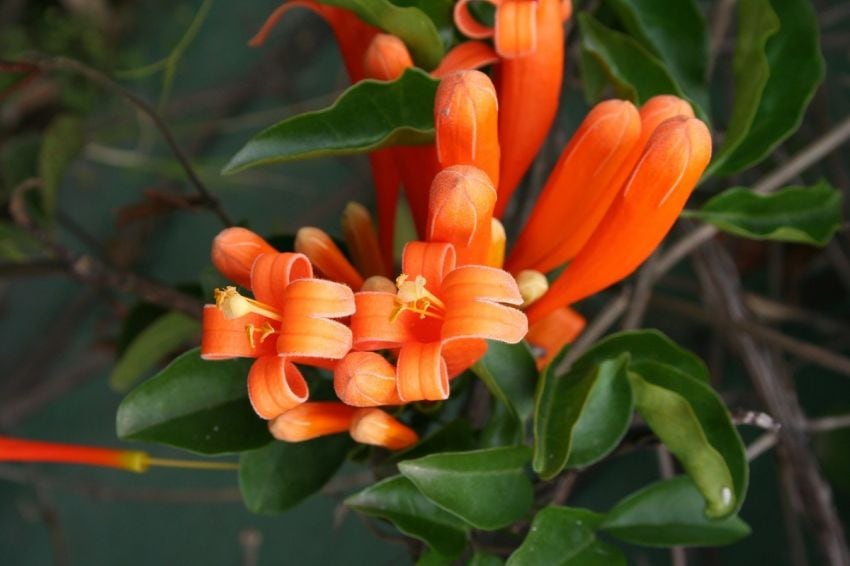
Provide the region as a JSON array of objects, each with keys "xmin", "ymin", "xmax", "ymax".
[{"xmin": 202, "ymin": 228, "xmax": 355, "ymax": 419}]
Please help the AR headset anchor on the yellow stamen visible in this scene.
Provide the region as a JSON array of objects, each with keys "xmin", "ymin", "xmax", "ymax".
[
  {"xmin": 214, "ymin": 286, "xmax": 283, "ymax": 321},
  {"xmin": 391, "ymin": 274, "xmax": 446, "ymax": 322},
  {"xmin": 245, "ymin": 321, "xmax": 279, "ymax": 349}
]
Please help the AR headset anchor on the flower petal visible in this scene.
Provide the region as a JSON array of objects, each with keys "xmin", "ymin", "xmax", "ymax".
[
  {"xmin": 350, "ymin": 408, "xmax": 419, "ymax": 450},
  {"xmin": 278, "ymin": 279, "xmax": 355, "ymax": 359},
  {"xmin": 454, "ymin": 0, "xmax": 499, "ymax": 39},
  {"xmin": 442, "ymin": 300, "xmax": 528, "ymax": 344},
  {"xmin": 441, "ymin": 337, "xmax": 488, "ymax": 377},
  {"xmin": 268, "ymin": 402, "xmax": 357, "ymax": 442},
  {"xmin": 200, "ymin": 305, "xmax": 277, "ymax": 360},
  {"xmin": 442, "ymin": 264, "xmax": 523, "ymax": 305},
  {"xmin": 334, "ymin": 352, "xmax": 401, "ymax": 407},
  {"xmin": 295, "ymin": 227, "xmax": 364, "ymax": 290},
  {"xmin": 526, "ymin": 306, "xmax": 585, "ymax": 369},
  {"xmin": 250, "ymin": 252, "xmax": 313, "ymax": 312},
  {"xmin": 401, "ymin": 241, "xmax": 456, "ymax": 293},
  {"xmin": 495, "ymin": 0, "xmax": 538, "ymax": 57},
  {"xmin": 396, "ymin": 342, "xmax": 449, "ymax": 402},
  {"xmin": 247, "ymin": 356, "xmax": 309, "ymax": 419},
  {"xmin": 350, "ymin": 291, "xmax": 413, "ymax": 349},
  {"xmin": 431, "ymin": 41, "xmax": 499, "ymax": 78}
]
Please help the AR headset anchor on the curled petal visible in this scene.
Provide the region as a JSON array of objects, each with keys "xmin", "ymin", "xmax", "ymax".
[
  {"xmin": 278, "ymin": 279, "xmax": 355, "ymax": 359},
  {"xmin": 247, "ymin": 356, "xmax": 309, "ymax": 419},
  {"xmin": 350, "ymin": 292, "xmax": 413, "ymax": 349},
  {"xmin": 284, "ymin": 279, "xmax": 355, "ymax": 318},
  {"xmin": 526, "ymin": 307, "xmax": 585, "ymax": 369},
  {"xmin": 441, "ymin": 338, "xmax": 489, "ymax": 377},
  {"xmin": 442, "ymin": 264, "xmax": 523, "ymax": 305},
  {"xmin": 432, "ymin": 41, "xmax": 499, "ymax": 78},
  {"xmin": 211, "ymin": 227, "xmax": 276, "ymax": 289},
  {"xmin": 295, "ymin": 227, "xmax": 364, "ymax": 290},
  {"xmin": 427, "ymin": 166, "xmax": 497, "ymax": 266},
  {"xmin": 363, "ymin": 33, "xmax": 413, "ymax": 81},
  {"xmin": 250, "ymin": 252, "xmax": 313, "ymax": 312},
  {"xmin": 507, "ymin": 99, "xmax": 641, "ymax": 274},
  {"xmin": 442, "ymin": 300, "xmax": 527, "ymax": 344},
  {"xmin": 350, "ymin": 408, "xmax": 419, "ymax": 450},
  {"xmin": 401, "ymin": 241, "xmax": 456, "ymax": 293},
  {"xmin": 495, "ymin": 0, "xmax": 538, "ymax": 57},
  {"xmin": 335, "ymin": 352, "xmax": 401, "ymax": 407},
  {"xmin": 435, "ymin": 73, "xmax": 500, "ymax": 189},
  {"xmin": 396, "ymin": 342, "xmax": 448, "ymax": 402},
  {"xmin": 268, "ymin": 402, "xmax": 357, "ymax": 442},
  {"xmin": 527, "ymin": 117, "xmax": 712, "ymax": 322},
  {"xmin": 454, "ymin": 0, "xmax": 498, "ymax": 39},
  {"xmin": 201, "ymin": 305, "xmax": 277, "ymax": 360}
]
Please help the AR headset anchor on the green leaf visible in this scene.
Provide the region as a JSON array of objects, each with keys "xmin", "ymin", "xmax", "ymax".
[
  {"xmin": 533, "ymin": 353, "xmax": 632, "ymax": 479},
  {"xmin": 683, "ymin": 183, "xmax": 843, "ymax": 246},
  {"xmin": 712, "ymin": 0, "xmax": 824, "ymax": 174},
  {"xmin": 606, "ymin": 0, "xmax": 710, "ymax": 118},
  {"xmin": 472, "ymin": 341, "xmax": 538, "ymax": 422},
  {"xmin": 468, "ymin": 552, "xmax": 504, "ymax": 566},
  {"xmin": 578, "ymin": 13, "xmax": 687, "ymax": 106},
  {"xmin": 480, "ymin": 398, "xmax": 523, "ymax": 448},
  {"xmin": 390, "ymin": 0, "xmax": 455, "ymax": 48},
  {"xmin": 109, "ymin": 312, "xmax": 201, "ymax": 392},
  {"xmin": 346, "ymin": 475, "xmax": 469, "ymax": 556},
  {"xmin": 223, "ymin": 68, "xmax": 438, "ymax": 174},
  {"xmin": 601, "ymin": 475, "xmax": 751, "ymax": 546},
  {"xmin": 578, "ymin": 47, "xmax": 609, "ymax": 103},
  {"xmin": 317, "ymin": 0, "xmax": 444, "ymax": 69},
  {"xmin": 116, "ymin": 348, "xmax": 272, "ymax": 454},
  {"xmin": 239, "ymin": 435, "xmax": 350, "ymax": 513},
  {"xmin": 507, "ymin": 507, "xmax": 624, "ymax": 566},
  {"xmin": 628, "ymin": 366, "xmax": 746, "ymax": 518},
  {"xmin": 399, "ymin": 446, "xmax": 534, "ymax": 530},
  {"xmin": 39, "ymin": 114, "xmax": 84, "ymax": 219},
  {"xmin": 416, "ymin": 549, "xmax": 454, "ymax": 566},
  {"xmin": 391, "ymin": 419, "xmax": 477, "ymax": 463}
]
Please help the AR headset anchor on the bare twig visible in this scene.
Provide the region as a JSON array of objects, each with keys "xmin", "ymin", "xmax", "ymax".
[
  {"xmin": 25, "ymin": 55, "xmax": 233, "ymax": 227},
  {"xmin": 621, "ymin": 253, "xmax": 658, "ymax": 330}
]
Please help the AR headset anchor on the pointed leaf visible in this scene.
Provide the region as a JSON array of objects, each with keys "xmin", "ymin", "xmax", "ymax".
[
  {"xmin": 346, "ymin": 475, "xmax": 469, "ymax": 556},
  {"xmin": 39, "ymin": 114, "xmax": 84, "ymax": 220},
  {"xmin": 391, "ymin": 420, "xmax": 477, "ymax": 463},
  {"xmin": 712, "ymin": 0, "xmax": 824, "ymax": 174},
  {"xmin": 628, "ymin": 365, "xmax": 747, "ymax": 518},
  {"xmin": 533, "ymin": 353, "xmax": 632, "ymax": 479},
  {"xmin": 317, "ymin": 0, "xmax": 444, "ymax": 69},
  {"xmin": 606, "ymin": 0, "xmax": 710, "ymax": 117},
  {"xmin": 578, "ymin": 13, "xmax": 688, "ymax": 107},
  {"xmin": 601, "ymin": 475, "xmax": 751, "ymax": 547},
  {"xmin": 224, "ymin": 68, "xmax": 439, "ymax": 174},
  {"xmin": 239, "ymin": 435, "xmax": 350, "ymax": 513},
  {"xmin": 507, "ymin": 507, "xmax": 624, "ymax": 566},
  {"xmin": 116, "ymin": 348, "xmax": 272, "ymax": 454},
  {"xmin": 683, "ymin": 182, "xmax": 842, "ymax": 246},
  {"xmin": 472, "ymin": 341, "xmax": 538, "ymax": 422},
  {"xmin": 390, "ymin": 0, "xmax": 455, "ymax": 48},
  {"xmin": 109, "ymin": 312, "xmax": 201, "ymax": 392},
  {"xmin": 399, "ymin": 447, "xmax": 533, "ymax": 530}
]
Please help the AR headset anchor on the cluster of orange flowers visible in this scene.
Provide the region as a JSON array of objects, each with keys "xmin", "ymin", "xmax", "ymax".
[{"xmin": 198, "ymin": 0, "xmax": 712, "ymax": 452}]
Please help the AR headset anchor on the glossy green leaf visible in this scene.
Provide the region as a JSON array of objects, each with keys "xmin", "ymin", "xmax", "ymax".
[
  {"xmin": 683, "ymin": 183, "xmax": 842, "ymax": 246},
  {"xmin": 239, "ymin": 435, "xmax": 350, "ymax": 513},
  {"xmin": 317, "ymin": 0, "xmax": 444, "ymax": 69},
  {"xmin": 628, "ymin": 365, "xmax": 746, "ymax": 518},
  {"xmin": 416, "ymin": 549, "xmax": 453, "ymax": 566},
  {"xmin": 109, "ymin": 312, "xmax": 201, "ymax": 392},
  {"xmin": 480, "ymin": 398, "xmax": 523, "ymax": 448},
  {"xmin": 601, "ymin": 475, "xmax": 751, "ymax": 546},
  {"xmin": 468, "ymin": 552, "xmax": 504, "ymax": 566},
  {"xmin": 713, "ymin": 0, "xmax": 824, "ymax": 174},
  {"xmin": 116, "ymin": 348, "xmax": 272, "ymax": 454},
  {"xmin": 579, "ymin": 46, "xmax": 609, "ymax": 103},
  {"xmin": 606, "ymin": 0, "xmax": 710, "ymax": 117},
  {"xmin": 472, "ymin": 341, "xmax": 538, "ymax": 422},
  {"xmin": 507, "ymin": 507, "xmax": 624, "ymax": 566},
  {"xmin": 533, "ymin": 353, "xmax": 631, "ymax": 479},
  {"xmin": 392, "ymin": 420, "xmax": 476, "ymax": 463},
  {"xmin": 346, "ymin": 475, "xmax": 469, "ymax": 556},
  {"xmin": 399, "ymin": 446, "xmax": 534, "ymax": 530},
  {"xmin": 39, "ymin": 114, "xmax": 84, "ymax": 219},
  {"xmin": 390, "ymin": 0, "xmax": 455, "ymax": 48},
  {"xmin": 578, "ymin": 13, "xmax": 687, "ymax": 106},
  {"xmin": 224, "ymin": 69, "xmax": 438, "ymax": 174}
]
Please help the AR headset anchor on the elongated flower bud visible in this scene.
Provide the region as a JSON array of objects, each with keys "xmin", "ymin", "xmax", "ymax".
[
  {"xmin": 342, "ymin": 202, "xmax": 387, "ymax": 278},
  {"xmin": 363, "ymin": 33, "xmax": 413, "ymax": 81},
  {"xmin": 526, "ymin": 307, "xmax": 585, "ymax": 369},
  {"xmin": 526, "ymin": 116, "xmax": 712, "ymax": 323},
  {"xmin": 435, "ymin": 70, "xmax": 500, "ymax": 188},
  {"xmin": 295, "ymin": 227, "xmax": 364, "ymax": 290},
  {"xmin": 349, "ymin": 408, "xmax": 419, "ymax": 450},
  {"xmin": 211, "ymin": 227, "xmax": 276, "ymax": 289},
  {"xmin": 268, "ymin": 402, "xmax": 357, "ymax": 442},
  {"xmin": 506, "ymin": 100, "xmax": 641, "ymax": 274},
  {"xmin": 495, "ymin": 0, "xmax": 570, "ymax": 217},
  {"xmin": 427, "ymin": 165, "xmax": 496, "ymax": 266}
]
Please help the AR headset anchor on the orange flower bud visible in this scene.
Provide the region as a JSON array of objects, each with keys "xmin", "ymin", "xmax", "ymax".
[
  {"xmin": 363, "ymin": 33, "xmax": 414, "ymax": 81},
  {"xmin": 435, "ymin": 71, "xmax": 500, "ymax": 188},
  {"xmin": 295, "ymin": 227, "xmax": 364, "ymax": 290},
  {"xmin": 334, "ymin": 352, "xmax": 401, "ymax": 407},
  {"xmin": 349, "ymin": 408, "xmax": 419, "ymax": 450},
  {"xmin": 506, "ymin": 100, "xmax": 641, "ymax": 274},
  {"xmin": 526, "ymin": 307, "xmax": 585, "ymax": 369},
  {"xmin": 342, "ymin": 202, "xmax": 387, "ymax": 279},
  {"xmin": 495, "ymin": 0, "xmax": 538, "ymax": 57},
  {"xmin": 268, "ymin": 402, "xmax": 357, "ymax": 442},
  {"xmin": 211, "ymin": 227, "xmax": 276, "ymax": 289},
  {"xmin": 526, "ymin": 116, "xmax": 712, "ymax": 323},
  {"xmin": 427, "ymin": 165, "xmax": 497, "ymax": 266},
  {"xmin": 247, "ymin": 356, "xmax": 310, "ymax": 419}
]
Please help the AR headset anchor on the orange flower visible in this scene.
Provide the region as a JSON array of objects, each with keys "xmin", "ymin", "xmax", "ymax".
[
  {"xmin": 202, "ymin": 230, "xmax": 355, "ymax": 419},
  {"xmin": 339, "ymin": 239, "xmax": 526, "ymax": 404},
  {"xmin": 526, "ymin": 115, "xmax": 712, "ymax": 324}
]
